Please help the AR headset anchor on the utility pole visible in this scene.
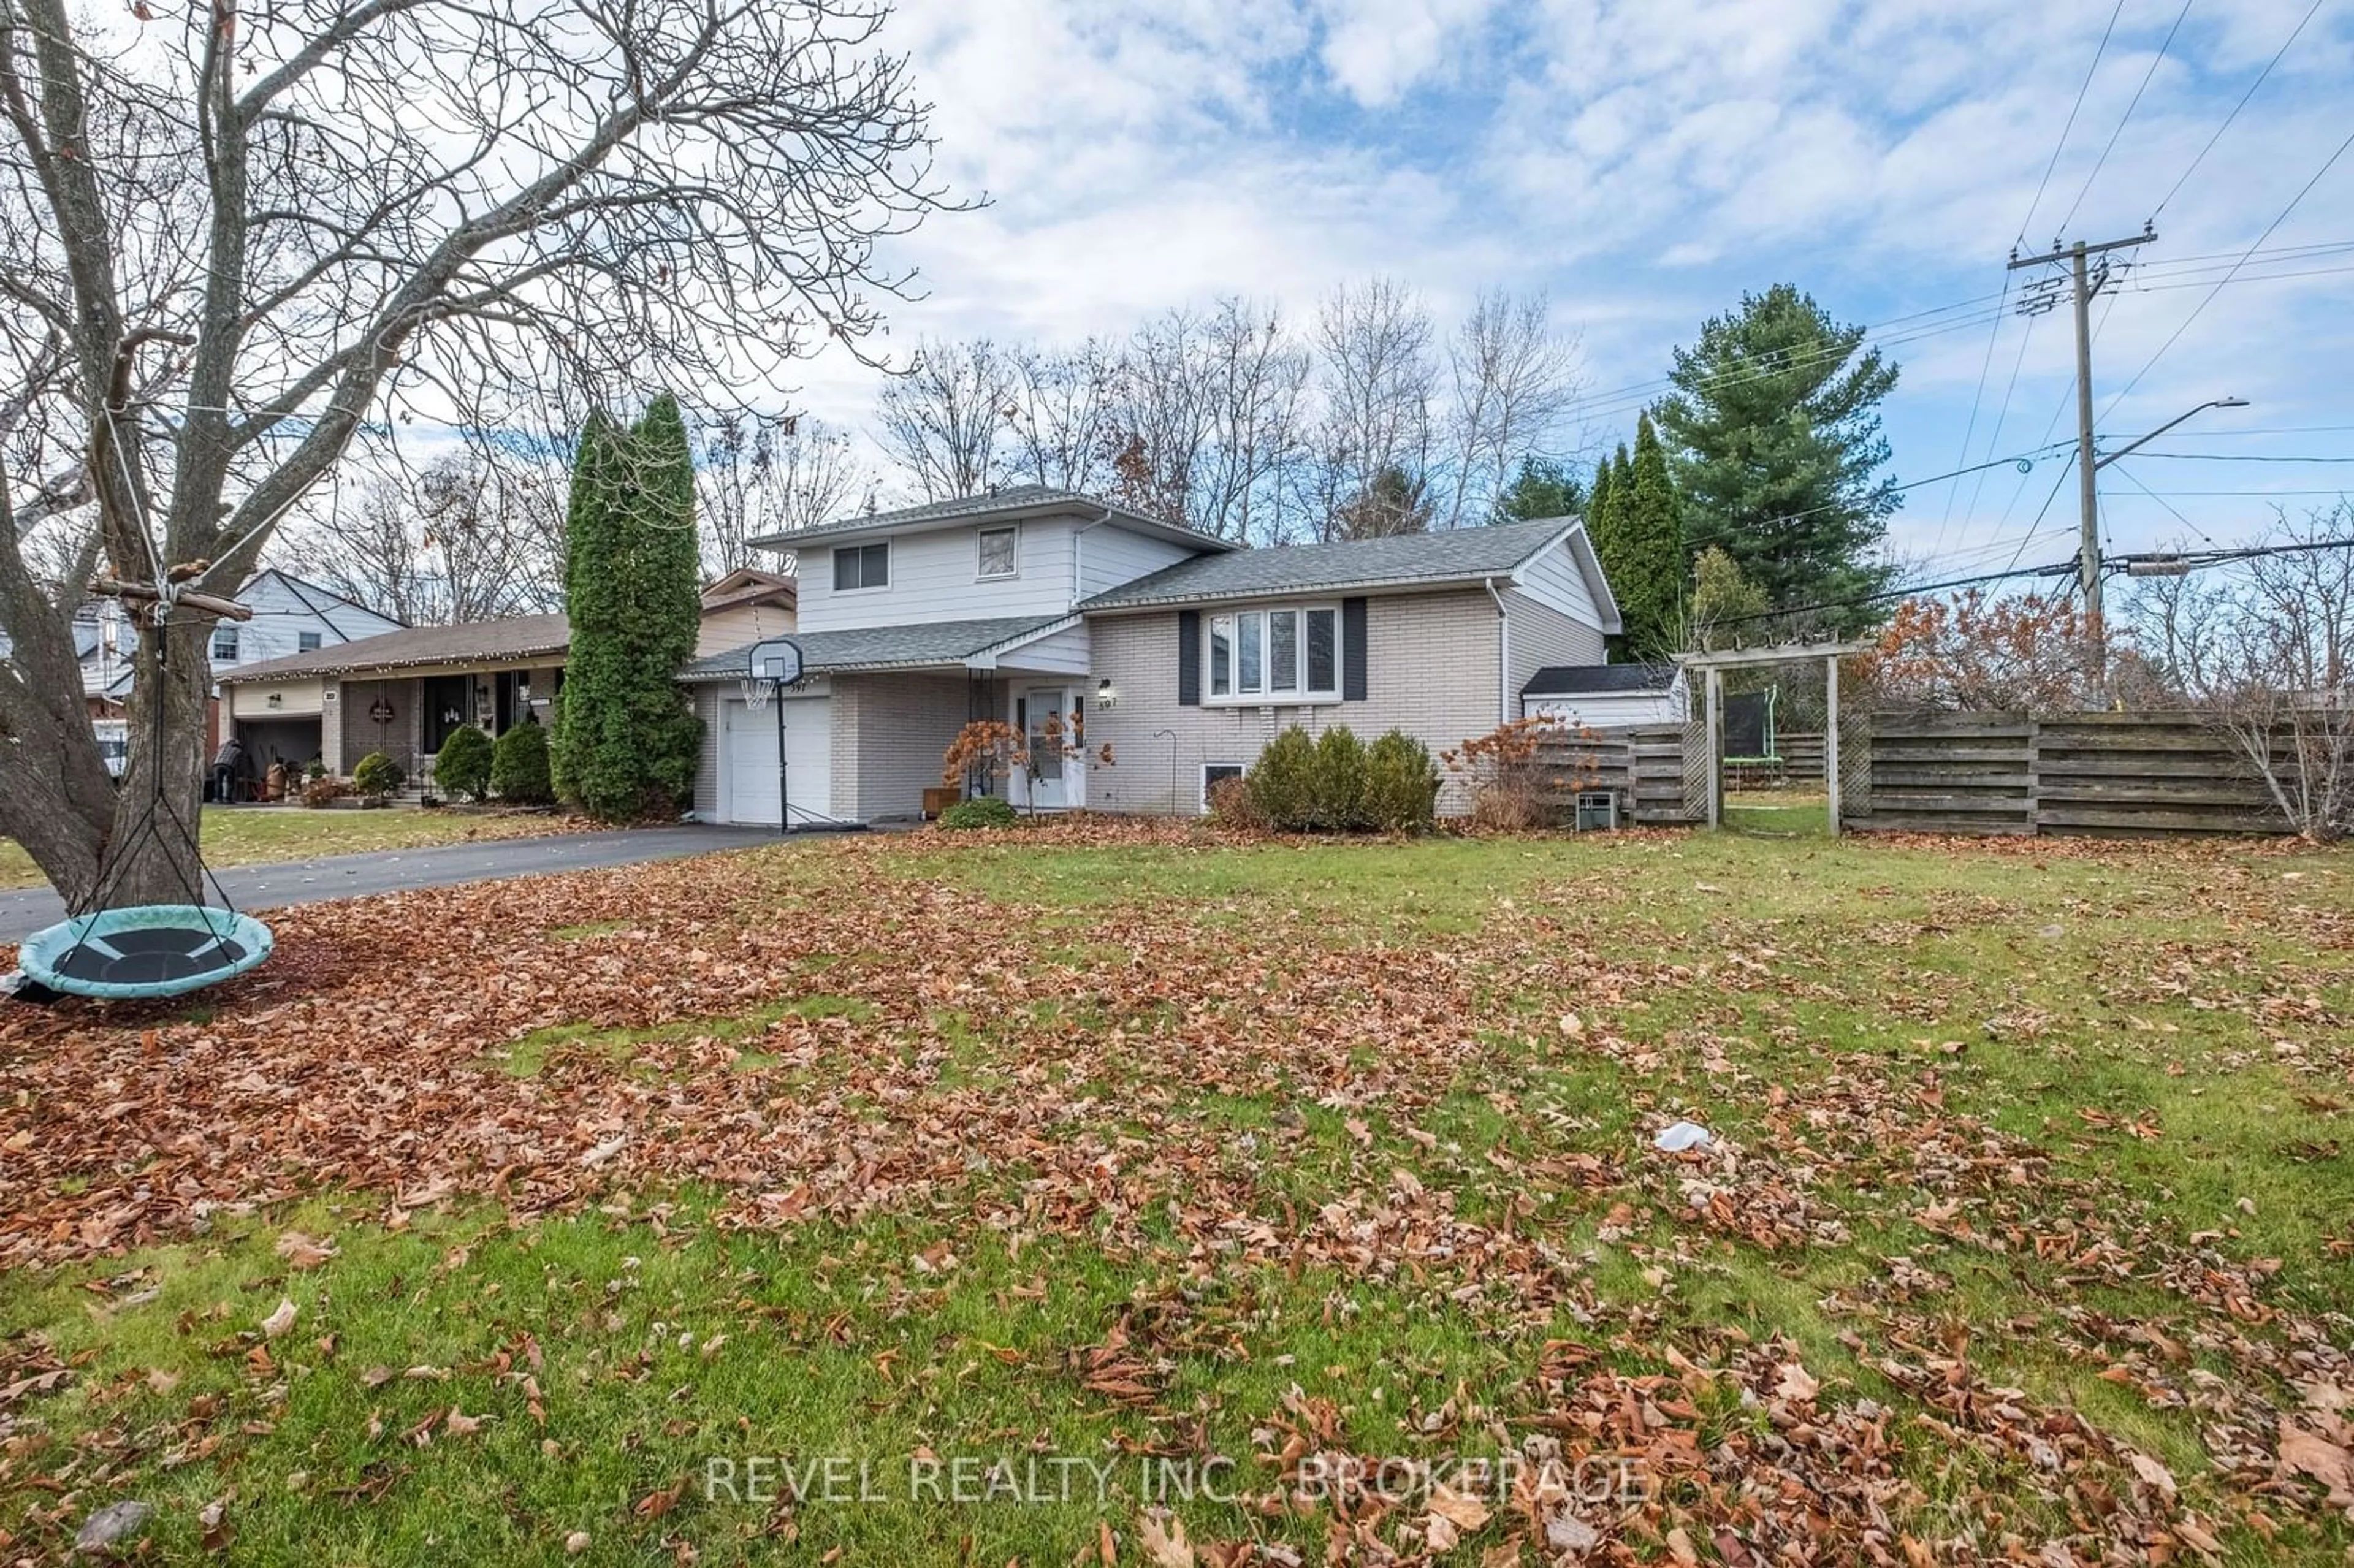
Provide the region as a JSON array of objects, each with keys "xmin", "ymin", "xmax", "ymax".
[{"xmin": 2008, "ymin": 227, "xmax": 2155, "ymax": 645}]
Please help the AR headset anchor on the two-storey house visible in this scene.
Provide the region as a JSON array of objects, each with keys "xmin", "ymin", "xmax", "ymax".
[{"xmin": 684, "ymin": 486, "xmax": 1621, "ymax": 825}]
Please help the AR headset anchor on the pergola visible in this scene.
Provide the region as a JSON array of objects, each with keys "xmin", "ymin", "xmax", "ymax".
[{"xmin": 1677, "ymin": 640, "xmax": 1873, "ymax": 832}]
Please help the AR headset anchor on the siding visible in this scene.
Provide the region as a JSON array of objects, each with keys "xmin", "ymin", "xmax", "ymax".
[
  {"xmin": 1502, "ymin": 586, "xmax": 1605, "ymax": 709},
  {"xmin": 695, "ymin": 599, "xmax": 796, "ymax": 658},
  {"xmin": 831, "ymin": 672, "xmax": 972, "ymax": 820},
  {"xmin": 1513, "ymin": 537, "xmax": 1602, "ymax": 626},
  {"xmin": 795, "ymin": 517, "xmax": 1083, "ymax": 633},
  {"xmin": 1085, "ymin": 589, "xmax": 1504, "ymax": 816},
  {"xmin": 1078, "ymin": 522, "xmax": 1196, "ymax": 598},
  {"xmin": 692, "ymin": 685, "xmax": 722, "ymax": 818}
]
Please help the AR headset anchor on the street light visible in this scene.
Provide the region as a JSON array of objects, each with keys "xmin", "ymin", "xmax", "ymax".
[
  {"xmin": 2094, "ymin": 396, "xmax": 2249, "ymax": 471},
  {"xmin": 2082, "ymin": 397, "xmax": 2249, "ymax": 656}
]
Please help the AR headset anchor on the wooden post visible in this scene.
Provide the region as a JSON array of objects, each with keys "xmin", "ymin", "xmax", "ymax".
[
  {"xmin": 1704, "ymin": 666, "xmax": 1723, "ymax": 828},
  {"xmin": 1824, "ymin": 654, "xmax": 1840, "ymax": 834}
]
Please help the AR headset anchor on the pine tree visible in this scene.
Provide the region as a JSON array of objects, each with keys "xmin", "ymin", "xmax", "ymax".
[
  {"xmin": 1583, "ymin": 446, "xmax": 1620, "ymax": 573},
  {"xmin": 1654, "ymin": 284, "xmax": 1899, "ymax": 628},
  {"xmin": 1492, "ymin": 456, "xmax": 1584, "ymax": 523},
  {"xmin": 555, "ymin": 395, "xmax": 706, "ymax": 821},
  {"xmin": 1614, "ymin": 413, "xmax": 1686, "ymax": 656}
]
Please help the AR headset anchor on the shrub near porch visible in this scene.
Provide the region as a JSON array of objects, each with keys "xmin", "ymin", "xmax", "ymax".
[{"xmin": 0, "ymin": 826, "xmax": 2348, "ymax": 1564}]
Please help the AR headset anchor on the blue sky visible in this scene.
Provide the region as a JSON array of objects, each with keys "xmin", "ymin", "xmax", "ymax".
[{"xmin": 782, "ymin": 0, "xmax": 2354, "ymax": 585}]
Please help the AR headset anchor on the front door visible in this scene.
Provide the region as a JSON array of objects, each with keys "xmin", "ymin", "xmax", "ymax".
[{"xmin": 1011, "ymin": 687, "xmax": 1081, "ymax": 811}]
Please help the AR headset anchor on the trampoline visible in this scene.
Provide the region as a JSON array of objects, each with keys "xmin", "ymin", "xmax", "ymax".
[{"xmin": 17, "ymin": 905, "xmax": 274, "ymax": 1002}]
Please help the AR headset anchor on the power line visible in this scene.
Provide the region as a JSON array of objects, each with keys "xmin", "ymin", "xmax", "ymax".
[
  {"xmin": 1708, "ymin": 555, "xmax": 2078, "ymax": 630},
  {"xmin": 2150, "ymin": 0, "xmax": 2326, "ymax": 219},
  {"xmin": 2107, "ymin": 451, "xmax": 2354, "ymax": 463},
  {"xmin": 1682, "ymin": 438, "xmax": 2077, "ymax": 555},
  {"xmin": 2057, "ymin": 0, "xmax": 2195, "ymax": 234},
  {"xmin": 2021, "ymin": 0, "xmax": 2128, "ymax": 246},
  {"xmin": 1933, "ymin": 277, "xmax": 2013, "ymax": 561},
  {"xmin": 2105, "ymin": 460, "xmax": 2216, "ymax": 546},
  {"xmin": 2103, "ymin": 123, "xmax": 2354, "ymax": 418}
]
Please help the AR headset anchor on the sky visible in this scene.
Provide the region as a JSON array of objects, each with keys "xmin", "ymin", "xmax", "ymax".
[{"xmin": 774, "ymin": 0, "xmax": 2354, "ymax": 589}]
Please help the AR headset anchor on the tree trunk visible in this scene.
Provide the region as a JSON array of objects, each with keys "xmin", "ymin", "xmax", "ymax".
[{"xmin": 89, "ymin": 617, "xmax": 213, "ymax": 909}]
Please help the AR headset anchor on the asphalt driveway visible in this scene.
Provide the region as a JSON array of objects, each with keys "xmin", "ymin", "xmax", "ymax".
[{"xmin": 0, "ymin": 824, "xmax": 788, "ymax": 945}]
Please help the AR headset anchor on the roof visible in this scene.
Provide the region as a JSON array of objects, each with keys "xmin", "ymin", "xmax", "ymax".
[
  {"xmin": 699, "ymin": 568, "xmax": 798, "ymax": 614},
  {"xmin": 1076, "ymin": 515, "xmax": 1594, "ymax": 612},
  {"xmin": 248, "ymin": 568, "xmax": 406, "ymax": 630},
  {"xmin": 744, "ymin": 485, "xmax": 1239, "ymax": 555},
  {"xmin": 681, "ymin": 615, "xmax": 1066, "ymax": 681},
  {"xmin": 216, "ymin": 614, "xmax": 571, "ymax": 683},
  {"xmin": 1522, "ymin": 663, "xmax": 1682, "ymax": 697}
]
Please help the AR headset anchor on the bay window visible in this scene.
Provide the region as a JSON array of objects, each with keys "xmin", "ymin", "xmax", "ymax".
[{"xmin": 1203, "ymin": 603, "xmax": 1341, "ymax": 703}]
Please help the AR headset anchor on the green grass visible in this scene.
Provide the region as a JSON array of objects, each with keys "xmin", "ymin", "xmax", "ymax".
[
  {"xmin": 0, "ymin": 805, "xmax": 578, "ymax": 889},
  {"xmin": 3, "ymin": 824, "xmax": 2350, "ymax": 1563}
]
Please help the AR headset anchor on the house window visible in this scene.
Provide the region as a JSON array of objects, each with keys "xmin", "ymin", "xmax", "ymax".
[
  {"xmin": 210, "ymin": 626, "xmax": 238, "ymax": 661},
  {"xmin": 1203, "ymin": 604, "xmax": 1341, "ymax": 704},
  {"xmin": 298, "ymin": 631, "xmax": 322, "ymax": 652},
  {"xmin": 977, "ymin": 525, "xmax": 1018, "ymax": 579},
  {"xmin": 832, "ymin": 542, "xmax": 889, "ymax": 591},
  {"xmin": 1202, "ymin": 763, "xmax": 1244, "ymax": 811}
]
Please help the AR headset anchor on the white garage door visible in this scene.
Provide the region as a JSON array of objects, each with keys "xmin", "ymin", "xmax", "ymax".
[{"xmin": 722, "ymin": 695, "xmax": 834, "ymax": 826}]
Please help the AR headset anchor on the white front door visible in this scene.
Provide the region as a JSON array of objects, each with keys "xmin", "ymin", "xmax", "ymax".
[
  {"xmin": 1010, "ymin": 686, "xmax": 1082, "ymax": 811},
  {"xmin": 723, "ymin": 695, "xmax": 834, "ymax": 826}
]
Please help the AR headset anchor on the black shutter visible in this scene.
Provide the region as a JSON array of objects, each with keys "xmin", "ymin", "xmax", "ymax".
[
  {"xmin": 1176, "ymin": 611, "xmax": 1200, "ymax": 706},
  {"xmin": 1341, "ymin": 598, "xmax": 1368, "ymax": 701}
]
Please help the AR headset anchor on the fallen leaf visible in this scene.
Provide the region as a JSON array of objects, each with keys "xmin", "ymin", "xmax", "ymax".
[
  {"xmin": 260, "ymin": 1298, "xmax": 299, "ymax": 1338},
  {"xmin": 1137, "ymin": 1510, "xmax": 1192, "ymax": 1568}
]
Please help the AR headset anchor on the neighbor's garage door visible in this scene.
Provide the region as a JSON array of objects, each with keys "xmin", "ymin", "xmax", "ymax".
[{"xmin": 722, "ymin": 695, "xmax": 833, "ymax": 825}]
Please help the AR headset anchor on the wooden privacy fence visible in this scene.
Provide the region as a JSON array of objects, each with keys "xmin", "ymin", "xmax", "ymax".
[
  {"xmin": 1845, "ymin": 710, "xmax": 2288, "ymax": 837},
  {"xmin": 1534, "ymin": 725, "xmax": 1701, "ymax": 824},
  {"xmin": 1726, "ymin": 731, "xmax": 1825, "ymax": 788}
]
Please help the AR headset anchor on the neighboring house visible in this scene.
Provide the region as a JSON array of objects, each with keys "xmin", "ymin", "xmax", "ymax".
[
  {"xmin": 1520, "ymin": 663, "xmax": 1688, "ymax": 729},
  {"xmin": 682, "ymin": 485, "xmax": 1623, "ymax": 824},
  {"xmin": 0, "ymin": 569, "xmax": 402, "ymax": 775},
  {"xmin": 214, "ymin": 615, "xmax": 571, "ymax": 787},
  {"xmin": 214, "ymin": 574, "xmax": 801, "ymax": 791},
  {"xmin": 693, "ymin": 568, "xmax": 799, "ymax": 657}
]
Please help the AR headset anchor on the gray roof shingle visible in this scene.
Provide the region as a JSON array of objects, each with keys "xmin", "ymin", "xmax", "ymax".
[
  {"xmin": 215, "ymin": 614, "xmax": 571, "ymax": 683},
  {"xmin": 1076, "ymin": 516, "xmax": 1579, "ymax": 611},
  {"xmin": 1522, "ymin": 662, "xmax": 1679, "ymax": 696},
  {"xmin": 681, "ymin": 615, "xmax": 1067, "ymax": 681},
  {"xmin": 745, "ymin": 485, "xmax": 1237, "ymax": 554}
]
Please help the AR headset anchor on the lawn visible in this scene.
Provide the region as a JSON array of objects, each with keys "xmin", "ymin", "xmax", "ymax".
[
  {"xmin": 0, "ymin": 805, "xmax": 583, "ymax": 891},
  {"xmin": 0, "ymin": 821, "xmax": 2348, "ymax": 1565}
]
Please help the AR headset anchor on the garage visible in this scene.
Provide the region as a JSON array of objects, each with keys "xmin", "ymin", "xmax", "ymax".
[{"xmin": 720, "ymin": 693, "xmax": 833, "ymax": 826}]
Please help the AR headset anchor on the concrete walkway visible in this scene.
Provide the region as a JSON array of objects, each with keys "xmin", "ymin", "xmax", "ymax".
[{"xmin": 0, "ymin": 824, "xmax": 790, "ymax": 944}]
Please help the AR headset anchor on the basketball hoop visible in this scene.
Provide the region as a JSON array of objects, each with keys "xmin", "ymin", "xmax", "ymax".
[{"xmin": 738, "ymin": 636, "xmax": 803, "ymax": 712}]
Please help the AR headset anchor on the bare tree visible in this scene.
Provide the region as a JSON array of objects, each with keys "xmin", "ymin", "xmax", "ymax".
[
  {"xmin": 1105, "ymin": 299, "xmax": 1308, "ymax": 541},
  {"xmin": 1306, "ymin": 278, "xmax": 1437, "ymax": 541},
  {"xmin": 1002, "ymin": 341, "xmax": 1119, "ymax": 497},
  {"xmin": 1439, "ymin": 290, "xmax": 1582, "ymax": 529},
  {"xmin": 2120, "ymin": 506, "xmax": 2354, "ymax": 840},
  {"xmin": 0, "ymin": 0, "xmax": 947, "ymax": 906},
  {"xmin": 299, "ymin": 452, "xmax": 563, "ymax": 625},
  {"xmin": 876, "ymin": 339, "xmax": 1015, "ymax": 501},
  {"xmin": 697, "ymin": 413, "xmax": 866, "ymax": 573}
]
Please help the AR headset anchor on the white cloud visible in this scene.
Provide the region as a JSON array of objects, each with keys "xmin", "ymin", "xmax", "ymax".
[{"xmin": 755, "ymin": 0, "xmax": 2353, "ymax": 549}]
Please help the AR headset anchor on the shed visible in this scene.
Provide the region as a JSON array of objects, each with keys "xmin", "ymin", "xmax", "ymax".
[{"xmin": 1520, "ymin": 663, "xmax": 1688, "ymax": 729}]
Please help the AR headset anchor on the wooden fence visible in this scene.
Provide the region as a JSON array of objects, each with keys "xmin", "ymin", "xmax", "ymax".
[
  {"xmin": 1536, "ymin": 725, "xmax": 1701, "ymax": 824},
  {"xmin": 1725, "ymin": 731, "xmax": 1824, "ymax": 788},
  {"xmin": 1843, "ymin": 710, "xmax": 2288, "ymax": 837}
]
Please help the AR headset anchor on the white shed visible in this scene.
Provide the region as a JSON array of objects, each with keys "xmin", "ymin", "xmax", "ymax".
[{"xmin": 1520, "ymin": 663, "xmax": 1688, "ymax": 729}]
